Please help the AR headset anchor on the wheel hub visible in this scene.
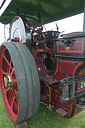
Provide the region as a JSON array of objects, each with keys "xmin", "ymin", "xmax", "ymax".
[{"xmin": 4, "ymin": 74, "xmax": 13, "ymax": 89}]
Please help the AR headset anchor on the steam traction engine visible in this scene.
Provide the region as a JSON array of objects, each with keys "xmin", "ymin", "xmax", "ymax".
[{"xmin": 0, "ymin": 16, "xmax": 85, "ymax": 124}]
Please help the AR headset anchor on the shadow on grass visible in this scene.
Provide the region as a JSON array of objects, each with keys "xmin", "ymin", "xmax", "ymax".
[{"xmin": 0, "ymin": 90, "xmax": 85, "ymax": 128}]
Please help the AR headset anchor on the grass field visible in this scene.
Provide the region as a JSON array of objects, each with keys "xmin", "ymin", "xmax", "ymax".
[{"xmin": 0, "ymin": 90, "xmax": 85, "ymax": 128}]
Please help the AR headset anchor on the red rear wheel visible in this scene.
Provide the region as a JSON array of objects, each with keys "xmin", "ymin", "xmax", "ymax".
[
  {"xmin": 0, "ymin": 42, "xmax": 40, "ymax": 123},
  {"xmin": 1, "ymin": 46, "xmax": 18, "ymax": 121}
]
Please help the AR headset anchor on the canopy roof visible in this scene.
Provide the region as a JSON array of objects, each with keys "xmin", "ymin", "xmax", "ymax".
[{"xmin": 0, "ymin": 0, "xmax": 85, "ymax": 24}]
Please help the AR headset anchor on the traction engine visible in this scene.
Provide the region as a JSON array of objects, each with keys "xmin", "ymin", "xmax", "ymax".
[{"xmin": 0, "ymin": 16, "xmax": 85, "ymax": 123}]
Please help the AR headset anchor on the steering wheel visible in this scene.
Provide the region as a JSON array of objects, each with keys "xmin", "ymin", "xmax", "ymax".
[
  {"xmin": 37, "ymin": 31, "xmax": 60, "ymax": 41},
  {"xmin": 26, "ymin": 20, "xmax": 43, "ymax": 33}
]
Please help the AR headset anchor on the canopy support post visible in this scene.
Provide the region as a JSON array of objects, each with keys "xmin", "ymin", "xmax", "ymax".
[
  {"xmin": 17, "ymin": 8, "xmax": 19, "ymax": 16},
  {"xmin": 39, "ymin": 13, "xmax": 41, "ymax": 23},
  {"xmin": 83, "ymin": 1, "xmax": 85, "ymax": 32}
]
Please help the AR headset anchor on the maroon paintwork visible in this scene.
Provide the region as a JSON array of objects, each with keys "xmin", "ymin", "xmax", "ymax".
[{"xmin": 33, "ymin": 40, "xmax": 85, "ymax": 118}]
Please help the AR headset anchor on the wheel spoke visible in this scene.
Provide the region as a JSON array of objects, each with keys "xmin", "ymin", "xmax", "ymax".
[
  {"xmin": 9, "ymin": 59, "xmax": 13, "ymax": 73},
  {"xmin": 11, "ymin": 95, "xmax": 15, "ymax": 108},
  {"xmin": 3, "ymin": 55, "xmax": 10, "ymax": 67},
  {"xmin": 5, "ymin": 87, "xmax": 10, "ymax": 93},
  {"xmin": 13, "ymin": 78, "xmax": 17, "ymax": 83},
  {"xmin": 11, "ymin": 90, "xmax": 18, "ymax": 107},
  {"xmin": 33, "ymin": 22, "xmax": 36, "ymax": 27},
  {"xmin": 14, "ymin": 89, "xmax": 18, "ymax": 95},
  {"xmin": 11, "ymin": 68, "xmax": 14, "ymax": 75},
  {"xmin": 15, "ymin": 96, "xmax": 18, "ymax": 103},
  {"xmin": 3, "ymin": 71, "xmax": 7, "ymax": 75},
  {"xmin": 30, "ymin": 22, "xmax": 34, "ymax": 27}
]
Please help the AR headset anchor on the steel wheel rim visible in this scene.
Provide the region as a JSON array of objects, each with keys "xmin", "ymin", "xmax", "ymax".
[{"xmin": 0, "ymin": 46, "xmax": 18, "ymax": 121}]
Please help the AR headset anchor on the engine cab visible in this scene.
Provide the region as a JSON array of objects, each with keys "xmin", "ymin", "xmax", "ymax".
[{"xmin": 10, "ymin": 15, "xmax": 85, "ymax": 118}]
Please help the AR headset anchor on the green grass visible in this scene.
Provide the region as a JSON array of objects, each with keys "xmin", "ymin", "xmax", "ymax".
[{"xmin": 0, "ymin": 90, "xmax": 85, "ymax": 128}]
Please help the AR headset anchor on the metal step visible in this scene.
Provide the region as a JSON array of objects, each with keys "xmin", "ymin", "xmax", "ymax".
[
  {"xmin": 15, "ymin": 121, "xmax": 27, "ymax": 128},
  {"xmin": 55, "ymin": 107, "xmax": 68, "ymax": 117},
  {"xmin": 76, "ymin": 104, "xmax": 85, "ymax": 109},
  {"xmin": 40, "ymin": 76, "xmax": 58, "ymax": 85},
  {"xmin": 76, "ymin": 96, "xmax": 85, "ymax": 109}
]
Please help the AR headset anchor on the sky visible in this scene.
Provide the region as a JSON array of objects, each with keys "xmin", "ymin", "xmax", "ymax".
[
  {"xmin": 0, "ymin": 23, "xmax": 9, "ymax": 44},
  {"xmin": 0, "ymin": 13, "xmax": 84, "ymax": 44},
  {"xmin": 45, "ymin": 13, "xmax": 83, "ymax": 33}
]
